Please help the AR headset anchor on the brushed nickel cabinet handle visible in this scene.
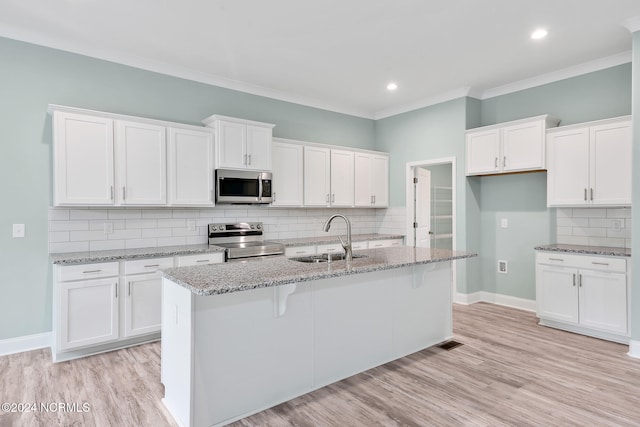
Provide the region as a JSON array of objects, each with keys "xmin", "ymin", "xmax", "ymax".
[
  {"xmin": 196, "ymin": 259, "xmax": 209, "ymax": 263},
  {"xmin": 82, "ymin": 269, "xmax": 102, "ymax": 274},
  {"xmin": 494, "ymin": 157, "xmax": 498, "ymax": 168},
  {"xmin": 144, "ymin": 264, "xmax": 160, "ymax": 268},
  {"xmin": 128, "ymin": 281, "xmax": 131, "ymax": 296},
  {"xmin": 122, "ymin": 186, "xmax": 126, "ymax": 200},
  {"xmin": 373, "ymin": 195, "xmax": 376, "ymax": 204},
  {"xmin": 549, "ymin": 258, "xmax": 564, "ymax": 262},
  {"xmin": 579, "ymin": 274, "xmax": 582, "ymax": 287},
  {"xmin": 592, "ymin": 262, "xmax": 609, "ymax": 266},
  {"xmin": 590, "ymin": 188, "xmax": 594, "ymax": 201},
  {"xmin": 273, "ymin": 192, "xmax": 276, "ymax": 203},
  {"xmin": 248, "ymin": 154, "xmax": 251, "ymax": 165},
  {"xmin": 110, "ymin": 186, "xmax": 114, "ymax": 200},
  {"xmin": 503, "ymin": 156, "xmax": 506, "ymax": 167},
  {"xmin": 331, "ymin": 194, "xmax": 335, "ymax": 203},
  {"xmin": 115, "ymin": 284, "xmax": 118, "ymax": 299},
  {"xmin": 326, "ymin": 194, "xmax": 329, "ymax": 203},
  {"xmin": 573, "ymin": 273, "xmax": 576, "ymax": 287},
  {"xmin": 584, "ymin": 188, "xmax": 587, "ymax": 201}
]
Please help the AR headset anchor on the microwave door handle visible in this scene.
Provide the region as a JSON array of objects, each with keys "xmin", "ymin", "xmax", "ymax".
[{"xmin": 258, "ymin": 175, "xmax": 263, "ymax": 202}]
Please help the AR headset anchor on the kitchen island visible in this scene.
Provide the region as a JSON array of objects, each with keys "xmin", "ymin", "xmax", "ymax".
[{"xmin": 160, "ymin": 246, "xmax": 475, "ymax": 427}]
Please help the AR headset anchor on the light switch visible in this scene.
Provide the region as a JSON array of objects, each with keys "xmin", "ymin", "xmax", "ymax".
[
  {"xmin": 104, "ymin": 223, "xmax": 114, "ymax": 234},
  {"xmin": 187, "ymin": 219, "xmax": 197, "ymax": 231},
  {"xmin": 500, "ymin": 218, "xmax": 508, "ymax": 229},
  {"xmin": 12, "ymin": 224, "xmax": 25, "ymax": 238}
]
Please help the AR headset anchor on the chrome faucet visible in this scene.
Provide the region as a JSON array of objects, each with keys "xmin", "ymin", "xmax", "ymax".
[{"xmin": 323, "ymin": 214, "xmax": 352, "ymax": 262}]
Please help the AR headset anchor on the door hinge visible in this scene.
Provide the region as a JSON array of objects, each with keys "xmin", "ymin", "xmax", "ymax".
[
  {"xmin": 413, "ymin": 222, "xmax": 418, "ymax": 228},
  {"xmin": 413, "ymin": 177, "xmax": 418, "ymax": 184}
]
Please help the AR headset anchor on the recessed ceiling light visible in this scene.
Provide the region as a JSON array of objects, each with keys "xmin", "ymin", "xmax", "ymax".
[
  {"xmin": 387, "ymin": 82, "xmax": 398, "ymax": 91},
  {"xmin": 531, "ymin": 28, "xmax": 548, "ymax": 40}
]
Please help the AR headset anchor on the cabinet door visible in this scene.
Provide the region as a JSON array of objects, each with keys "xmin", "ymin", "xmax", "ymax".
[
  {"xmin": 330, "ymin": 149, "xmax": 354, "ymax": 207},
  {"xmin": 466, "ymin": 129, "xmax": 500, "ymax": 175},
  {"xmin": 168, "ymin": 128, "xmax": 214, "ymax": 206},
  {"xmin": 115, "ymin": 120, "xmax": 167, "ymax": 205},
  {"xmin": 272, "ymin": 141, "xmax": 303, "ymax": 206},
  {"xmin": 303, "ymin": 146, "xmax": 331, "ymax": 206},
  {"xmin": 590, "ymin": 120, "xmax": 632, "ymax": 206},
  {"xmin": 53, "ymin": 111, "xmax": 114, "ymax": 205},
  {"xmin": 217, "ymin": 120, "xmax": 246, "ymax": 169},
  {"xmin": 124, "ymin": 273, "xmax": 162, "ymax": 337},
  {"xmin": 546, "ymin": 128, "xmax": 590, "ymax": 206},
  {"xmin": 502, "ymin": 120, "xmax": 544, "ymax": 172},
  {"xmin": 535, "ymin": 264, "xmax": 578, "ymax": 324},
  {"xmin": 245, "ymin": 125, "xmax": 272, "ymax": 170},
  {"xmin": 59, "ymin": 278, "xmax": 119, "ymax": 350},
  {"xmin": 578, "ymin": 270, "xmax": 628, "ymax": 335},
  {"xmin": 353, "ymin": 153, "xmax": 372, "ymax": 207},
  {"xmin": 370, "ymin": 155, "xmax": 389, "ymax": 207}
]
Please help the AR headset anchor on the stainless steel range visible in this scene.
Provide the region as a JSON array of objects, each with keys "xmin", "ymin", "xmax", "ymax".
[{"xmin": 208, "ymin": 222, "xmax": 285, "ymax": 261}]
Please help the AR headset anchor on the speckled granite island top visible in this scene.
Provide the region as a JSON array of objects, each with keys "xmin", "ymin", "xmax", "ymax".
[
  {"xmin": 161, "ymin": 246, "xmax": 476, "ymax": 296},
  {"xmin": 273, "ymin": 233, "xmax": 404, "ymax": 247},
  {"xmin": 50, "ymin": 244, "xmax": 225, "ymax": 265},
  {"xmin": 535, "ymin": 244, "xmax": 631, "ymax": 257}
]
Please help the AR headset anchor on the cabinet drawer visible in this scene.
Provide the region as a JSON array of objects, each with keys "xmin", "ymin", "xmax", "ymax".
[
  {"xmin": 285, "ymin": 246, "xmax": 316, "ymax": 257},
  {"xmin": 368, "ymin": 239, "xmax": 403, "ymax": 249},
  {"xmin": 176, "ymin": 252, "xmax": 224, "ymax": 267},
  {"xmin": 352, "ymin": 241, "xmax": 368, "ymax": 251},
  {"xmin": 124, "ymin": 257, "xmax": 174, "ymax": 275},
  {"xmin": 58, "ymin": 262, "xmax": 119, "ymax": 282},
  {"xmin": 536, "ymin": 252, "xmax": 626, "ymax": 273},
  {"xmin": 317, "ymin": 243, "xmax": 343, "ymax": 254}
]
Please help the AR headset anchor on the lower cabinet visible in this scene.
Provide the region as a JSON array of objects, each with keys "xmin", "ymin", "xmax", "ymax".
[
  {"xmin": 535, "ymin": 251, "xmax": 629, "ymax": 342},
  {"xmin": 284, "ymin": 238, "xmax": 404, "ymax": 257},
  {"xmin": 53, "ymin": 253, "xmax": 224, "ymax": 362}
]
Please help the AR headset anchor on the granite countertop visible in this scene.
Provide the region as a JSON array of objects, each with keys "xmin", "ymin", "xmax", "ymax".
[
  {"xmin": 50, "ymin": 244, "xmax": 226, "ymax": 265},
  {"xmin": 161, "ymin": 246, "xmax": 476, "ymax": 296},
  {"xmin": 273, "ymin": 233, "xmax": 404, "ymax": 247},
  {"xmin": 534, "ymin": 244, "xmax": 631, "ymax": 257}
]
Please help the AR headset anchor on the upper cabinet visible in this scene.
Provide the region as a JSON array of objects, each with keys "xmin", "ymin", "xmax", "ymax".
[
  {"xmin": 547, "ymin": 116, "xmax": 631, "ymax": 207},
  {"xmin": 303, "ymin": 146, "xmax": 331, "ymax": 206},
  {"xmin": 271, "ymin": 140, "xmax": 303, "ymax": 207},
  {"xmin": 465, "ymin": 115, "xmax": 560, "ymax": 176},
  {"xmin": 51, "ymin": 105, "xmax": 215, "ymax": 207},
  {"xmin": 330, "ymin": 149, "xmax": 355, "ymax": 207},
  {"xmin": 202, "ymin": 115, "xmax": 275, "ymax": 171},
  {"xmin": 354, "ymin": 153, "xmax": 388, "ymax": 207}
]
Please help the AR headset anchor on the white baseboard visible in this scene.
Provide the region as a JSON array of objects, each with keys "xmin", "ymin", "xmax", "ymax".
[
  {"xmin": 0, "ymin": 332, "xmax": 52, "ymax": 357},
  {"xmin": 628, "ymin": 340, "xmax": 640, "ymax": 359},
  {"xmin": 455, "ymin": 291, "xmax": 536, "ymax": 312}
]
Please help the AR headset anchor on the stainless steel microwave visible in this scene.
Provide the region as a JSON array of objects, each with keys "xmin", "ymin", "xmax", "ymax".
[{"xmin": 215, "ymin": 169, "xmax": 273, "ymax": 204}]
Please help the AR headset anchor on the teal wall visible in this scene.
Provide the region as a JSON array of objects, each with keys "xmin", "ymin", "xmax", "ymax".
[
  {"xmin": 631, "ymin": 32, "xmax": 640, "ymax": 343},
  {"xmin": 0, "ymin": 37, "xmax": 375, "ymax": 341}
]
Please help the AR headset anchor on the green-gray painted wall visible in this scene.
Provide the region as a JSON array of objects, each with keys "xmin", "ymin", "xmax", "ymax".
[{"xmin": 0, "ymin": 37, "xmax": 375, "ymax": 340}]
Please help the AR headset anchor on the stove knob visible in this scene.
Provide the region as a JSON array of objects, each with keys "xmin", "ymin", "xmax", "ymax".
[
  {"xmin": 256, "ymin": 224, "xmax": 262, "ymax": 229},
  {"xmin": 211, "ymin": 226, "xmax": 217, "ymax": 231},
  {"xmin": 250, "ymin": 224, "xmax": 255, "ymax": 229}
]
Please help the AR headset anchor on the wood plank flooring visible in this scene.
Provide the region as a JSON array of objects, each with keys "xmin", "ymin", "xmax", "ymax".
[{"xmin": 1, "ymin": 303, "xmax": 639, "ymax": 426}]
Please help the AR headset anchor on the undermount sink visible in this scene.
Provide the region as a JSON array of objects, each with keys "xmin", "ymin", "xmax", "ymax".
[{"xmin": 291, "ymin": 253, "xmax": 368, "ymax": 263}]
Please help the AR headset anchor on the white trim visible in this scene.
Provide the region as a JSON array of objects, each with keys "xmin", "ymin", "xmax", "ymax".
[
  {"xmin": 481, "ymin": 51, "xmax": 632, "ymax": 100},
  {"xmin": 0, "ymin": 332, "xmax": 51, "ymax": 357},
  {"xmin": 455, "ymin": 291, "xmax": 536, "ymax": 312},
  {"xmin": 629, "ymin": 340, "xmax": 640, "ymax": 359},
  {"xmin": 623, "ymin": 17, "xmax": 640, "ymax": 33},
  {"xmin": 374, "ymin": 87, "xmax": 473, "ymax": 120}
]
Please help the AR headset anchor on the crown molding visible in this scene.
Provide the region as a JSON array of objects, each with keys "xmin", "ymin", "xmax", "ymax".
[
  {"xmin": 480, "ymin": 51, "xmax": 632, "ymax": 100},
  {"xmin": 623, "ymin": 16, "xmax": 640, "ymax": 33},
  {"xmin": 0, "ymin": 28, "xmax": 375, "ymax": 120},
  {"xmin": 373, "ymin": 87, "xmax": 474, "ymax": 120}
]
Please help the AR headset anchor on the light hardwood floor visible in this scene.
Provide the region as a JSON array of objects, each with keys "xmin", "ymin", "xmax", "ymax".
[{"xmin": 1, "ymin": 303, "xmax": 639, "ymax": 426}]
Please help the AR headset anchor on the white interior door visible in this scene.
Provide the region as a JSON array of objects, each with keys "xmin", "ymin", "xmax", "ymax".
[{"xmin": 414, "ymin": 167, "xmax": 431, "ymax": 248}]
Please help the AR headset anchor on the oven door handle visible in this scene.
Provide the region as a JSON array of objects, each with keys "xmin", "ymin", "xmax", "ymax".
[{"xmin": 258, "ymin": 175, "xmax": 263, "ymax": 202}]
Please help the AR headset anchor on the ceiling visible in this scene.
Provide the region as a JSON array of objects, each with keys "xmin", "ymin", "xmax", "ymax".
[{"xmin": 2, "ymin": 0, "xmax": 640, "ymax": 119}]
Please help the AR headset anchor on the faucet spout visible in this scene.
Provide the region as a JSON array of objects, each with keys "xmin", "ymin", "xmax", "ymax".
[{"xmin": 322, "ymin": 214, "xmax": 352, "ymax": 262}]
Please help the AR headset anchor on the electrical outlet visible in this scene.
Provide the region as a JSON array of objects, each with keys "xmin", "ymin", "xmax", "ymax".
[
  {"xmin": 187, "ymin": 219, "xmax": 197, "ymax": 231},
  {"xmin": 103, "ymin": 223, "xmax": 114, "ymax": 234},
  {"xmin": 498, "ymin": 260, "xmax": 508, "ymax": 274},
  {"xmin": 12, "ymin": 224, "xmax": 25, "ymax": 238},
  {"xmin": 612, "ymin": 220, "xmax": 622, "ymax": 232},
  {"xmin": 500, "ymin": 218, "xmax": 508, "ymax": 229}
]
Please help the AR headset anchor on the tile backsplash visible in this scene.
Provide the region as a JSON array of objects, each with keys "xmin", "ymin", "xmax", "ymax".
[
  {"xmin": 555, "ymin": 207, "xmax": 632, "ymax": 248},
  {"xmin": 49, "ymin": 206, "xmax": 409, "ymax": 253}
]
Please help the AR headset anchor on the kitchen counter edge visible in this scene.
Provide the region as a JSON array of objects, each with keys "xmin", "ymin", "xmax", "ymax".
[{"xmin": 534, "ymin": 244, "xmax": 631, "ymax": 257}]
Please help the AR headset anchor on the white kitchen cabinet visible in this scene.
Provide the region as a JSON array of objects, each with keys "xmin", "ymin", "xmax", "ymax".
[
  {"xmin": 285, "ymin": 246, "xmax": 317, "ymax": 257},
  {"xmin": 115, "ymin": 120, "xmax": 167, "ymax": 205},
  {"xmin": 271, "ymin": 140, "xmax": 303, "ymax": 206},
  {"xmin": 167, "ymin": 127, "xmax": 214, "ymax": 206},
  {"xmin": 535, "ymin": 251, "xmax": 629, "ymax": 342},
  {"xmin": 368, "ymin": 239, "xmax": 403, "ymax": 249},
  {"xmin": 202, "ymin": 115, "xmax": 275, "ymax": 171},
  {"xmin": 123, "ymin": 257, "xmax": 173, "ymax": 338},
  {"xmin": 354, "ymin": 153, "xmax": 389, "ymax": 207},
  {"xmin": 466, "ymin": 115, "xmax": 559, "ymax": 176},
  {"xmin": 330, "ymin": 149, "xmax": 354, "ymax": 207},
  {"xmin": 53, "ymin": 111, "xmax": 115, "ymax": 205},
  {"xmin": 176, "ymin": 252, "xmax": 225, "ymax": 267},
  {"xmin": 304, "ymin": 146, "xmax": 331, "ymax": 206},
  {"xmin": 55, "ymin": 262, "xmax": 120, "ymax": 352},
  {"xmin": 547, "ymin": 116, "xmax": 631, "ymax": 207}
]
